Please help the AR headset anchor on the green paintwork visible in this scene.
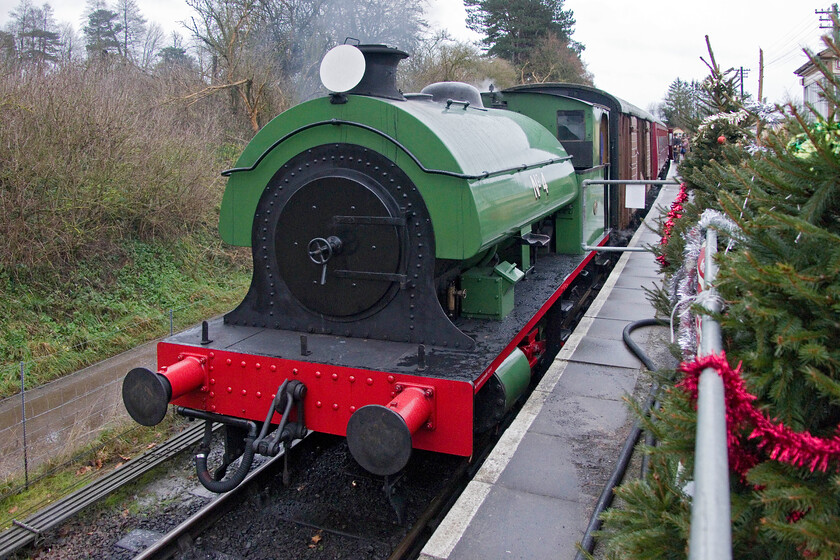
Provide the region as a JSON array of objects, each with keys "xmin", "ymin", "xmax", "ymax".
[
  {"xmin": 481, "ymin": 91, "xmax": 609, "ymax": 254},
  {"xmin": 494, "ymin": 347, "xmax": 532, "ymax": 411},
  {"xmin": 218, "ymin": 95, "xmax": 578, "ymax": 260},
  {"xmin": 483, "ymin": 91, "xmax": 608, "ymax": 170},
  {"xmin": 493, "ymin": 260, "xmax": 525, "ymax": 284},
  {"xmin": 581, "ymin": 169, "xmax": 607, "ymax": 247},
  {"xmin": 554, "ymin": 167, "xmax": 607, "ymax": 254},
  {"xmin": 459, "ymin": 261, "xmax": 522, "ymax": 320}
]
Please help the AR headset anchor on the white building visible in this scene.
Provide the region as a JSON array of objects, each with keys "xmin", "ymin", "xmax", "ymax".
[{"xmin": 794, "ymin": 47, "xmax": 840, "ymax": 119}]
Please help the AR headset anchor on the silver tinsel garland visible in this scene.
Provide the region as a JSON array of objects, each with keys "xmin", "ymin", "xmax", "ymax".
[{"xmin": 668, "ymin": 209, "xmax": 742, "ymax": 357}]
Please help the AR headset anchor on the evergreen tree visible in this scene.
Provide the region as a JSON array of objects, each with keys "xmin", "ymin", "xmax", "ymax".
[
  {"xmin": 83, "ymin": 1, "xmax": 123, "ymax": 60},
  {"xmin": 601, "ymin": 36, "xmax": 840, "ymax": 559},
  {"xmin": 464, "ymin": 0, "xmax": 588, "ymax": 84},
  {"xmin": 0, "ymin": 30, "xmax": 15, "ymax": 63},
  {"xmin": 156, "ymin": 33, "xmax": 194, "ymax": 72},
  {"xmin": 661, "ymin": 77, "xmax": 702, "ymax": 131},
  {"xmin": 7, "ymin": 0, "xmax": 61, "ymax": 69}
]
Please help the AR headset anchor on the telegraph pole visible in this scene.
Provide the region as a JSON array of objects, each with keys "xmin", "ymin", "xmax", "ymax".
[
  {"xmin": 817, "ymin": 4, "xmax": 840, "ymax": 43},
  {"xmin": 738, "ymin": 67, "xmax": 751, "ymax": 97}
]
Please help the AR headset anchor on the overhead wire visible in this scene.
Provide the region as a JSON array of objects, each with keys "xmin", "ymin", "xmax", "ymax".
[
  {"xmin": 764, "ymin": 16, "xmax": 825, "ymax": 69},
  {"xmin": 763, "ymin": 15, "xmax": 815, "ymax": 52}
]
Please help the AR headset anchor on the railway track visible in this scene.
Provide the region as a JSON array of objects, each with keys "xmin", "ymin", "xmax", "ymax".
[
  {"xmin": 4, "ymin": 219, "xmax": 637, "ymax": 559},
  {"xmin": 134, "ymin": 434, "xmax": 301, "ymax": 560},
  {"xmin": 0, "ymin": 420, "xmax": 216, "ymax": 558},
  {"xmin": 135, "ymin": 427, "xmax": 502, "ymax": 560}
]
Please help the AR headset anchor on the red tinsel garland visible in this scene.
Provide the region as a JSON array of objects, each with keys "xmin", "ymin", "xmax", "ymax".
[
  {"xmin": 656, "ymin": 183, "xmax": 689, "ymax": 268},
  {"xmin": 678, "ymin": 352, "xmax": 840, "ymax": 477}
]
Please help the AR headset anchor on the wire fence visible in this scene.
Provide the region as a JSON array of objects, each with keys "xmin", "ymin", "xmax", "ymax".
[{"xmin": 0, "ymin": 301, "xmax": 215, "ymax": 496}]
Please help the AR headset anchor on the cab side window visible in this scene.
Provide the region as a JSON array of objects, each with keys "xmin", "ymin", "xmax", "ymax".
[{"xmin": 557, "ymin": 110, "xmax": 585, "ymax": 141}]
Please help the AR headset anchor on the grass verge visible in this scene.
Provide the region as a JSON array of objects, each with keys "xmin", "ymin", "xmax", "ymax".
[
  {"xmin": 0, "ymin": 232, "xmax": 251, "ymax": 397},
  {"xmin": 0, "ymin": 413, "xmax": 191, "ymax": 532}
]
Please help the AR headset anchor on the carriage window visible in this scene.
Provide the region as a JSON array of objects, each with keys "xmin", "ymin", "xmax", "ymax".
[{"xmin": 557, "ymin": 110, "xmax": 585, "ymax": 141}]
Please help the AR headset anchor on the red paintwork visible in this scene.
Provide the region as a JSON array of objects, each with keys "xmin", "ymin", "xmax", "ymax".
[
  {"xmin": 473, "ymin": 233, "xmax": 609, "ymax": 392},
  {"xmin": 156, "ymin": 237, "xmax": 607, "ymax": 460},
  {"xmin": 160, "ymin": 344, "xmax": 475, "ymax": 457},
  {"xmin": 385, "ymin": 387, "xmax": 434, "ymax": 434},
  {"xmin": 518, "ymin": 328, "xmax": 546, "ymax": 369},
  {"xmin": 159, "ymin": 356, "xmax": 206, "ymax": 399},
  {"xmin": 651, "ymin": 122, "xmax": 670, "ymax": 177}
]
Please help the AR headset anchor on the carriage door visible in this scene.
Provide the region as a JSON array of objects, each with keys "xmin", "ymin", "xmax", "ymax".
[{"xmin": 599, "ymin": 115, "xmax": 610, "ymax": 166}]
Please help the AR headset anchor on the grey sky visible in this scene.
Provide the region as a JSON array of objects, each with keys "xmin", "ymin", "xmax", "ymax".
[{"xmin": 0, "ymin": 0, "xmax": 828, "ymax": 108}]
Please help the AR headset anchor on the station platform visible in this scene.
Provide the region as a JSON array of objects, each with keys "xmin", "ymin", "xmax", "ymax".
[{"xmin": 419, "ymin": 182, "xmax": 680, "ymax": 560}]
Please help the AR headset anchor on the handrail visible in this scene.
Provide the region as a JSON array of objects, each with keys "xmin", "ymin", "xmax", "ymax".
[
  {"xmin": 220, "ymin": 119, "xmax": 572, "ymax": 179},
  {"xmin": 580, "ymin": 178, "xmax": 680, "ymax": 253},
  {"xmin": 580, "ymin": 179, "xmax": 680, "ymax": 187},
  {"xmin": 688, "ymin": 228, "xmax": 733, "ymax": 559}
]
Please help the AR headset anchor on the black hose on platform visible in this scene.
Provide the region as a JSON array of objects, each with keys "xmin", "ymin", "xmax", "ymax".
[
  {"xmin": 622, "ymin": 318, "xmax": 664, "ymax": 372},
  {"xmin": 574, "ymin": 318, "xmax": 667, "ymax": 559}
]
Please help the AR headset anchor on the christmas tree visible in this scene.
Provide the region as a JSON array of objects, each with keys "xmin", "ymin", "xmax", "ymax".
[{"xmin": 600, "ymin": 37, "xmax": 840, "ymax": 559}]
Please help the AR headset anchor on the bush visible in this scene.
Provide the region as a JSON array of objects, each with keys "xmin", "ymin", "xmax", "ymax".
[
  {"xmin": 0, "ymin": 61, "xmax": 254, "ymax": 394},
  {"xmin": 0, "ymin": 62, "xmax": 237, "ymax": 277}
]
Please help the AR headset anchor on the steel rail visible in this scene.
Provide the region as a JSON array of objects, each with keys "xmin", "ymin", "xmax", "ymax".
[
  {"xmin": 134, "ymin": 435, "xmax": 307, "ymax": 560},
  {"xmin": 688, "ymin": 228, "xmax": 733, "ymax": 559},
  {"xmin": 0, "ymin": 420, "xmax": 213, "ymax": 558},
  {"xmin": 387, "ymin": 429, "xmax": 503, "ymax": 560},
  {"xmin": 139, "ymin": 417, "xmax": 510, "ymax": 560}
]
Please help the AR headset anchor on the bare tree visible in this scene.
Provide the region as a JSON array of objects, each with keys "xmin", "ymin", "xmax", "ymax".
[
  {"xmin": 185, "ymin": 0, "xmax": 280, "ymax": 132},
  {"xmin": 182, "ymin": 0, "xmax": 430, "ymax": 130},
  {"xmin": 139, "ymin": 21, "xmax": 163, "ymax": 69},
  {"xmin": 57, "ymin": 21, "xmax": 82, "ymax": 64},
  {"xmin": 401, "ymin": 32, "xmax": 516, "ymax": 92},
  {"xmin": 8, "ymin": 0, "xmax": 61, "ymax": 70},
  {"xmin": 275, "ymin": 0, "xmax": 428, "ymax": 99},
  {"xmin": 113, "ymin": 0, "xmax": 146, "ymax": 62},
  {"xmin": 314, "ymin": 0, "xmax": 426, "ymax": 51},
  {"xmin": 519, "ymin": 32, "xmax": 592, "ymax": 85}
]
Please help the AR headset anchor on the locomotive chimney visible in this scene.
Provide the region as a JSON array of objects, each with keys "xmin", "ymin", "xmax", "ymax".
[{"xmin": 347, "ymin": 44, "xmax": 408, "ymax": 101}]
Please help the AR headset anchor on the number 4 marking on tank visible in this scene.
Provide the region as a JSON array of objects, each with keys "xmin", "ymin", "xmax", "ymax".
[{"xmin": 530, "ymin": 172, "xmax": 549, "ymax": 200}]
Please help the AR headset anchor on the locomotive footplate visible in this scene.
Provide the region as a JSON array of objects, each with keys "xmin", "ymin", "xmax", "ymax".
[
  {"xmin": 159, "ymin": 243, "xmax": 604, "ymax": 459},
  {"xmin": 166, "ymin": 249, "xmax": 597, "ymax": 380}
]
